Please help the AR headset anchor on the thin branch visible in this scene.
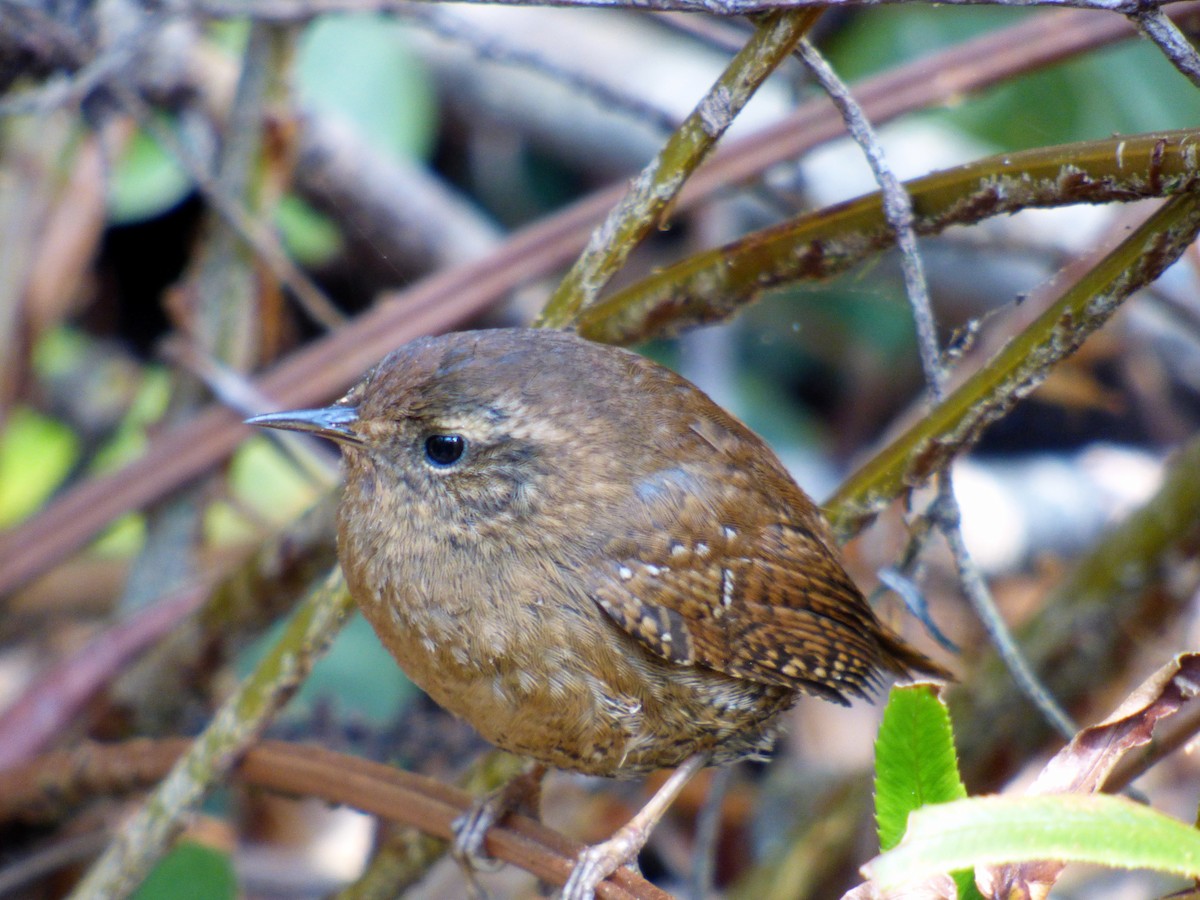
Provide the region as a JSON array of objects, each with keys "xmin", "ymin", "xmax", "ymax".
[
  {"xmin": 793, "ymin": 39, "xmax": 938, "ymax": 396},
  {"xmin": 794, "ymin": 37, "xmax": 1075, "ymax": 739},
  {"xmin": 1131, "ymin": 5, "xmax": 1200, "ymax": 88},
  {"xmin": 935, "ymin": 481, "xmax": 1077, "ymax": 737},
  {"xmin": 0, "ymin": 739, "xmax": 669, "ymax": 900},
  {"xmin": 69, "ymin": 568, "xmax": 354, "ymax": 900},
  {"xmin": 536, "ymin": 8, "xmax": 823, "ymax": 328},
  {"xmin": 191, "ymin": 0, "xmax": 1195, "ymax": 15},
  {"xmin": 827, "ymin": 188, "xmax": 1200, "ymax": 536}
]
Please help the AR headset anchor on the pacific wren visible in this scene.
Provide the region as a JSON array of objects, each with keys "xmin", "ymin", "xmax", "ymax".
[{"xmin": 249, "ymin": 327, "xmax": 948, "ymax": 899}]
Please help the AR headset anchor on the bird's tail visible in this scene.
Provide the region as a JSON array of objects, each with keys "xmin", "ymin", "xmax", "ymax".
[{"xmin": 877, "ymin": 627, "xmax": 954, "ymax": 682}]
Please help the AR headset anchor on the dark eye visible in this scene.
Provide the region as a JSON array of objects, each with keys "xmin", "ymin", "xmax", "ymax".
[{"xmin": 424, "ymin": 433, "xmax": 466, "ymax": 467}]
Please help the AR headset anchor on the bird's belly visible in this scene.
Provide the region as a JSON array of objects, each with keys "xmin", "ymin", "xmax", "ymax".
[{"xmin": 354, "ymin": 581, "xmax": 795, "ymax": 776}]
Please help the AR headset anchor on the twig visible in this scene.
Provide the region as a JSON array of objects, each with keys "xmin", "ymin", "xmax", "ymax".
[
  {"xmin": 794, "ymin": 40, "xmax": 1153, "ymax": 738},
  {"xmin": 192, "ymin": 0, "xmax": 1195, "ymax": 15},
  {"xmin": 69, "ymin": 567, "xmax": 354, "ymax": 900},
  {"xmin": 794, "ymin": 39, "xmax": 936, "ymax": 393},
  {"xmin": 793, "ymin": 39, "xmax": 1026, "ymax": 721},
  {"xmin": 934, "ymin": 481, "xmax": 1076, "ymax": 737},
  {"xmin": 404, "ymin": 3, "xmax": 680, "ymax": 135},
  {"xmin": 1131, "ymin": 5, "xmax": 1200, "ymax": 88},
  {"xmin": 688, "ymin": 767, "xmax": 732, "ymax": 900},
  {"xmin": 0, "ymin": 739, "xmax": 668, "ymax": 900},
  {"xmin": 0, "ymin": 584, "xmax": 209, "ymax": 770},
  {"xmin": 536, "ymin": 8, "xmax": 824, "ymax": 328}
]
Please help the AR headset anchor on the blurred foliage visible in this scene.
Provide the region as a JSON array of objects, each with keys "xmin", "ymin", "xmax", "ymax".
[
  {"xmin": 0, "ymin": 407, "xmax": 78, "ymax": 527},
  {"xmin": 237, "ymin": 610, "xmax": 416, "ymax": 727},
  {"xmin": 130, "ymin": 841, "xmax": 236, "ymax": 900},
  {"xmin": 825, "ymin": 6, "xmax": 1200, "ymax": 145},
  {"xmin": 295, "ymin": 15, "xmax": 437, "ymax": 164},
  {"xmin": 108, "ymin": 126, "xmax": 193, "ymax": 225},
  {"xmin": 276, "ymin": 193, "xmax": 344, "ymax": 266}
]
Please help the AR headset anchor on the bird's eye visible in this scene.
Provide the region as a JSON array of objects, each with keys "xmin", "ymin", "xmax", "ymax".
[{"xmin": 424, "ymin": 433, "xmax": 466, "ymax": 467}]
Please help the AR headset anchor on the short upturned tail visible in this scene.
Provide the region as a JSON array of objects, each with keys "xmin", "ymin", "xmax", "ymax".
[{"xmin": 877, "ymin": 628, "xmax": 954, "ymax": 683}]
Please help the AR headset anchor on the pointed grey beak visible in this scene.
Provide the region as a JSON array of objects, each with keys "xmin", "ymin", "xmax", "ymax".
[{"xmin": 246, "ymin": 405, "xmax": 363, "ymax": 446}]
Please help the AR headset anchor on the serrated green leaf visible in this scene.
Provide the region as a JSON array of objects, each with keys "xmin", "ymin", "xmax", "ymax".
[
  {"xmin": 132, "ymin": 841, "xmax": 236, "ymax": 900},
  {"xmin": 874, "ymin": 684, "xmax": 980, "ymax": 899},
  {"xmin": 874, "ymin": 684, "xmax": 967, "ymax": 851},
  {"xmin": 867, "ymin": 793, "xmax": 1200, "ymax": 890}
]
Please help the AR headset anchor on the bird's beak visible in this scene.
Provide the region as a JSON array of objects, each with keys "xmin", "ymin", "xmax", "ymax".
[{"xmin": 246, "ymin": 405, "xmax": 363, "ymax": 447}]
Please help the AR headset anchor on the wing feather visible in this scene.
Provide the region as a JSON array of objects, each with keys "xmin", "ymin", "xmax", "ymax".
[{"xmin": 588, "ymin": 464, "xmax": 889, "ymax": 703}]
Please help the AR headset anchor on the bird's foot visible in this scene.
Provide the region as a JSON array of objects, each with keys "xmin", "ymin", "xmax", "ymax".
[
  {"xmin": 560, "ymin": 753, "xmax": 709, "ymax": 899},
  {"xmin": 451, "ymin": 763, "xmax": 546, "ymax": 898},
  {"xmin": 560, "ymin": 825, "xmax": 646, "ymax": 900}
]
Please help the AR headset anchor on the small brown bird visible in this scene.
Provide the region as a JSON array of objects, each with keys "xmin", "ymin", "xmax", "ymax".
[{"xmin": 249, "ymin": 328, "xmax": 949, "ymax": 899}]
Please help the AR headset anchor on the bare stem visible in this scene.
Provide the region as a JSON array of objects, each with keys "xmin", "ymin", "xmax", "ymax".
[
  {"xmin": 1132, "ymin": 5, "xmax": 1200, "ymax": 88},
  {"xmin": 69, "ymin": 568, "xmax": 354, "ymax": 900},
  {"xmin": 536, "ymin": 8, "xmax": 823, "ymax": 328}
]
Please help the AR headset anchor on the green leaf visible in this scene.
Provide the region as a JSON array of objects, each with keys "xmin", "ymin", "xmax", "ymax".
[
  {"xmin": 874, "ymin": 684, "xmax": 967, "ymax": 851},
  {"xmin": 824, "ymin": 6, "xmax": 1200, "ymax": 149},
  {"xmin": 132, "ymin": 841, "xmax": 236, "ymax": 900},
  {"xmin": 874, "ymin": 684, "xmax": 980, "ymax": 898},
  {"xmin": 867, "ymin": 793, "xmax": 1200, "ymax": 890}
]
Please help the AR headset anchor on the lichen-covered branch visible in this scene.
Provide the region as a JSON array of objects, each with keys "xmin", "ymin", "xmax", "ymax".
[
  {"xmin": 827, "ymin": 187, "xmax": 1200, "ymax": 537},
  {"xmin": 578, "ymin": 130, "xmax": 1200, "ymax": 343},
  {"xmin": 68, "ymin": 569, "xmax": 354, "ymax": 900},
  {"xmin": 535, "ymin": 8, "xmax": 823, "ymax": 328},
  {"xmin": 193, "ymin": 0, "xmax": 1195, "ymax": 17}
]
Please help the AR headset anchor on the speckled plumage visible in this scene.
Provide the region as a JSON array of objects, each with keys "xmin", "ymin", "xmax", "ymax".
[{"xmin": 262, "ymin": 328, "xmax": 946, "ymax": 778}]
